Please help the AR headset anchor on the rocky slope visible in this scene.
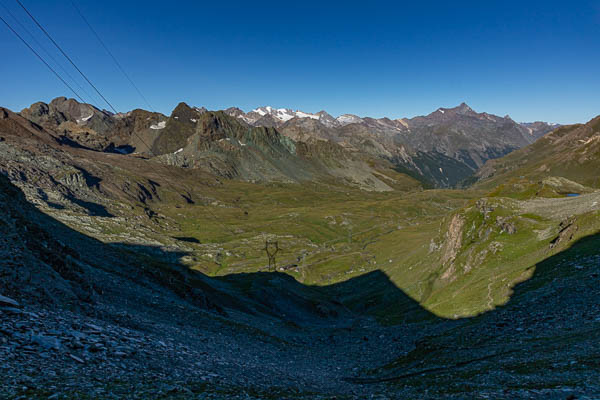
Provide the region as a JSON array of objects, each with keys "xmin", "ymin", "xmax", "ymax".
[
  {"xmin": 1, "ymin": 149, "xmax": 600, "ymax": 398},
  {"xmin": 12, "ymin": 99, "xmax": 420, "ymax": 192},
  {"xmin": 474, "ymin": 115, "xmax": 600, "ymax": 190},
  {"xmin": 2, "ymin": 95, "xmax": 600, "ymax": 397},
  {"xmin": 150, "ymin": 105, "xmax": 408, "ymax": 191},
  {"xmin": 14, "ymin": 98, "xmax": 557, "ymax": 189}
]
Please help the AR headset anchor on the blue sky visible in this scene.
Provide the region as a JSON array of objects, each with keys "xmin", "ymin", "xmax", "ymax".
[{"xmin": 1, "ymin": 0, "xmax": 599, "ymax": 123}]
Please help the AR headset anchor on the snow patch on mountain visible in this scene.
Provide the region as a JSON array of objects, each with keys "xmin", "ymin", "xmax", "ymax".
[
  {"xmin": 150, "ymin": 121, "xmax": 166, "ymax": 130},
  {"xmin": 336, "ymin": 114, "xmax": 363, "ymax": 126},
  {"xmin": 77, "ymin": 113, "xmax": 93, "ymax": 124},
  {"xmin": 295, "ymin": 111, "xmax": 320, "ymax": 120},
  {"xmin": 248, "ymin": 106, "xmax": 334, "ymax": 124}
]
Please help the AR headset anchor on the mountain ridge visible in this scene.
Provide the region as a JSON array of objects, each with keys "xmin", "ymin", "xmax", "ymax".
[
  {"xmin": 225, "ymin": 102, "xmax": 558, "ymax": 187},
  {"xmin": 11, "ymin": 97, "xmax": 559, "ymax": 189},
  {"xmin": 2, "ymin": 96, "xmax": 600, "ymax": 398},
  {"xmin": 225, "ymin": 102, "xmax": 557, "ymax": 131}
]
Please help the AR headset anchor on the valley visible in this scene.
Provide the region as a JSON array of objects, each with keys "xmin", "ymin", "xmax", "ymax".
[{"xmin": 1, "ymin": 97, "xmax": 599, "ymax": 398}]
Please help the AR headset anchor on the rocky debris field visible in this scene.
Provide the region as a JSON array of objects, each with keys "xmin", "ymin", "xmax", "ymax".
[
  {"xmin": 358, "ymin": 248, "xmax": 600, "ymax": 399},
  {"xmin": 1, "ymin": 100, "xmax": 600, "ymax": 398},
  {"xmin": 0, "ymin": 290, "xmax": 438, "ymax": 399},
  {"xmin": 2, "ymin": 248, "xmax": 600, "ymax": 399}
]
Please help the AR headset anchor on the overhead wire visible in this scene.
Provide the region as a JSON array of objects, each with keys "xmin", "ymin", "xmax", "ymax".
[
  {"xmin": 67, "ymin": 1, "xmax": 238, "ymax": 235},
  {"xmin": 0, "ymin": 14, "xmax": 85, "ymax": 102},
  {"xmin": 15, "ymin": 0, "xmax": 118, "ymax": 114},
  {"xmin": 5, "ymin": 1, "xmax": 238, "ymax": 237},
  {"xmin": 0, "ymin": 1, "xmax": 102, "ymax": 107},
  {"xmin": 69, "ymin": 0, "xmax": 156, "ymax": 112}
]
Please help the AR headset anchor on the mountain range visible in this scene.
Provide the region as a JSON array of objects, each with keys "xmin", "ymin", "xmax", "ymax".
[
  {"xmin": 2, "ymin": 94, "xmax": 600, "ymax": 398},
  {"xmin": 13, "ymin": 97, "xmax": 558, "ymax": 189},
  {"xmin": 225, "ymin": 103, "xmax": 557, "ymax": 186}
]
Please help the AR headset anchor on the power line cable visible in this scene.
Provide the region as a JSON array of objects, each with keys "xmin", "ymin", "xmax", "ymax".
[
  {"xmin": 15, "ymin": 0, "xmax": 118, "ymax": 114},
  {"xmin": 70, "ymin": 0, "xmax": 156, "ymax": 112},
  {"xmin": 0, "ymin": 1, "xmax": 101, "ymax": 107},
  {"xmin": 0, "ymin": 13, "xmax": 207, "ymax": 231},
  {"xmin": 8, "ymin": 2, "xmax": 237, "ymax": 237},
  {"xmin": 0, "ymin": 14, "xmax": 85, "ymax": 102}
]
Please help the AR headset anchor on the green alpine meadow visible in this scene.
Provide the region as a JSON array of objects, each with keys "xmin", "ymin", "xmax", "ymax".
[{"xmin": 1, "ymin": 1, "xmax": 599, "ymax": 398}]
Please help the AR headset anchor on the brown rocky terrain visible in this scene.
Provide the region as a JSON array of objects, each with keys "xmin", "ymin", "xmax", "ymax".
[{"xmin": 1, "ymin": 97, "xmax": 599, "ymax": 399}]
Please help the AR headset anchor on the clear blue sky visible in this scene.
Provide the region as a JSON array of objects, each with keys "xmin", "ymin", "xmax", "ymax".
[{"xmin": 1, "ymin": 0, "xmax": 599, "ymax": 124}]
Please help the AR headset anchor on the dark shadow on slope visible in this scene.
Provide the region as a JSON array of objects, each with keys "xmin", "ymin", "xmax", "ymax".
[
  {"xmin": 173, "ymin": 236, "xmax": 201, "ymax": 243},
  {"xmin": 347, "ymin": 232, "xmax": 600, "ymax": 394},
  {"xmin": 65, "ymin": 166, "xmax": 112, "ymax": 217},
  {"xmin": 108, "ymin": 241, "xmax": 433, "ymax": 327},
  {"xmin": 1, "ymin": 168, "xmax": 437, "ymax": 326},
  {"xmin": 72, "ymin": 166, "xmax": 102, "ymax": 188},
  {"xmin": 104, "ymin": 143, "xmax": 136, "ymax": 154},
  {"xmin": 3, "ymin": 171, "xmax": 600, "ymax": 395},
  {"xmin": 57, "ymin": 135, "xmax": 95, "ymax": 150},
  {"xmin": 34, "ymin": 184, "xmax": 110, "ymax": 216},
  {"xmin": 64, "ymin": 194, "xmax": 113, "ymax": 217},
  {"xmin": 4, "ymin": 160, "xmax": 598, "ymax": 328}
]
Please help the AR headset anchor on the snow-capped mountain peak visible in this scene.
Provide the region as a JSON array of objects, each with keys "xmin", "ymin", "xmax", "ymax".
[
  {"xmin": 336, "ymin": 114, "xmax": 363, "ymax": 126},
  {"xmin": 241, "ymin": 106, "xmax": 338, "ymax": 126}
]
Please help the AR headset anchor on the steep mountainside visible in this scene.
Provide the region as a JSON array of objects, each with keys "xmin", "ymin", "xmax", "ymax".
[
  {"xmin": 474, "ymin": 116, "xmax": 600, "ymax": 191},
  {"xmin": 399, "ymin": 103, "xmax": 545, "ymax": 170},
  {"xmin": 2, "ymin": 96, "xmax": 600, "ymax": 398},
  {"xmin": 13, "ymin": 99, "xmax": 420, "ymax": 192},
  {"xmin": 2, "ymin": 126, "xmax": 600, "ymax": 398},
  {"xmin": 147, "ymin": 106, "xmax": 421, "ymax": 191},
  {"xmin": 19, "ymin": 96, "xmax": 167, "ymax": 154}
]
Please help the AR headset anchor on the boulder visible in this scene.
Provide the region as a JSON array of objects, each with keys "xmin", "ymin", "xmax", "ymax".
[{"xmin": 0, "ymin": 294, "xmax": 19, "ymax": 308}]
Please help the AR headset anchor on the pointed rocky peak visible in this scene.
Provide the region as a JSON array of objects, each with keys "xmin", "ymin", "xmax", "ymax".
[
  {"xmin": 316, "ymin": 110, "xmax": 332, "ymax": 118},
  {"xmin": 20, "ymin": 101, "xmax": 52, "ymax": 121},
  {"xmin": 169, "ymin": 102, "xmax": 205, "ymax": 124},
  {"xmin": 49, "ymin": 96, "xmax": 68, "ymax": 106},
  {"xmin": 170, "ymin": 102, "xmax": 193, "ymax": 116},
  {"xmin": 51, "ymin": 96, "xmax": 99, "ymax": 119},
  {"xmin": 434, "ymin": 102, "xmax": 472, "ymax": 116},
  {"xmin": 454, "ymin": 102, "xmax": 474, "ymax": 114},
  {"xmin": 151, "ymin": 106, "xmax": 221, "ymax": 155},
  {"xmin": 424, "ymin": 103, "xmax": 477, "ymax": 120},
  {"xmin": 254, "ymin": 114, "xmax": 283, "ymax": 128},
  {"xmin": 314, "ymin": 110, "xmax": 339, "ymax": 127}
]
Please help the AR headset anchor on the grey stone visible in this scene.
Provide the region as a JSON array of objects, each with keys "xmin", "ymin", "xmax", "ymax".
[
  {"xmin": 0, "ymin": 295, "xmax": 19, "ymax": 308},
  {"xmin": 31, "ymin": 335, "xmax": 61, "ymax": 351}
]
